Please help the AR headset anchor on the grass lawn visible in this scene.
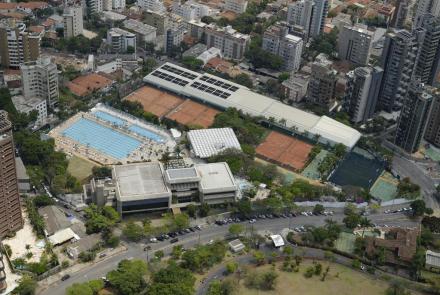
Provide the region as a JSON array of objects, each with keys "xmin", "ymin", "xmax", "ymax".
[
  {"xmin": 237, "ymin": 261, "xmax": 417, "ymax": 295},
  {"xmin": 334, "ymin": 232, "xmax": 356, "ymax": 254},
  {"xmin": 67, "ymin": 155, "xmax": 97, "ymax": 183}
]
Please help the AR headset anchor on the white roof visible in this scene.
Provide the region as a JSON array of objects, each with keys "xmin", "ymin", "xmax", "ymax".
[
  {"xmin": 195, "ymin": 162, "xmax": 237, "ymax": 192},
  {"xmin": 144, "ymin": 63, "xmax": 361, "ymax": 149},
  {"xmin": 48, "ymin": 228, "xmax": 77, "ymax": 245},
  {"xmin": 188, "ymin": 128, "xmax": 241, "ymax": 158},
  {"xmin": 270, "ymin": 234, "xmax": 285, "ymax": 247},
  {"xmin": 426, "ymin": 250, "xmax": 440, "ymax": 267}
]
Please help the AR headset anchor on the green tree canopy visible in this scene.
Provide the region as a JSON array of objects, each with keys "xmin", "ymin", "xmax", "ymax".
[{"xmin": 107, "ymin": 259, "xmax": 148, "ymax": 295}]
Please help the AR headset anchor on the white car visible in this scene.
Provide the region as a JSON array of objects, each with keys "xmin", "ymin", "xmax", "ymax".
[
  {"xmin": 150, "ymin": 237, "xmax": 158, "ymax": 243},
  {"xmin": 249, "ymin": 219, "xmax": 256, "ymax": 224}
]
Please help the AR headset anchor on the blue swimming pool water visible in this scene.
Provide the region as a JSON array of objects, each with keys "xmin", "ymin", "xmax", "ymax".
[
  {"xmin": 94, "ymin": 111, "xmax": 126, "ymax": 126},
  {"xmin": 128, "ymin": 125, "xmax": 164, "ymax": 142},
  {"xmin": 63, "ymin": 118, "xmax": 141, "ymax": 159}
]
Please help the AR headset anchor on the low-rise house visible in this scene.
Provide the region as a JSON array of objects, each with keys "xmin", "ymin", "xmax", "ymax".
[
  {"xmin": 229, "ymin": 239, "xmax": 245, "ymax": 252},
  {"xmin": 426, "ymin": 250, "xmax": 440, "ymax": 271}
]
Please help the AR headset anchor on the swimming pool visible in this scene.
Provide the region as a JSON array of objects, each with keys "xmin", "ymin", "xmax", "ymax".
[
  {"xmin": 62, "ymin": 118, "xmax": 141, "ymax": 159},
  {"xmin": 92, "ymin": 110, "xmax": 165, "ymax": 142}
]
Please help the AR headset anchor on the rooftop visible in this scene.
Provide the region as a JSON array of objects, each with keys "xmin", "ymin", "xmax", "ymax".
[
  {"xmin": 11, "ymin": 95, "xmax": 45, "ymax": 113},
  {"xmin": 38, "ymin": 205, "xmax": 71, "ymax": 236},
  {"xmin": 113, "ymin": 162, "xmax": 171, "ymax": 201},
  {"xmin": 188, "ymin": 128, "xmax": 241, "ymax": 158},
  {"xmin": 426, "ymin": 250, "xmax": 440, "ymax": 268},
  {"xmin": 165, "ymin": 167, "xmax": 201, "ymax": 184},
  {"xmin": 15, "ymin": 157, "xmax": 29, "ymax": 180},
  {"xmin": 195, "ymin": 162, "xmax": 236, "ymax": 191},
  {"xmin": 270, "ymin": 234, "xmax": 285, "ymax": 247},
  {"xmin": 123, "ymin": 19, "xmax": 156, "ymax": 35}
]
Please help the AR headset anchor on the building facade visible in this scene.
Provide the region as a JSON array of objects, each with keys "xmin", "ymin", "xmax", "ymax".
[
  {"xmin": 377, "ymin": 30, "xmax": 419, "ymax": 112},
  {"xmin": 262, "ymin": 23, "xmax": 303, "ymax": 71},
  {"xmin": 287, "ymin": 0, "xmax": 314, "ymax": 41},
  {"xmin": 63, "ymin": 5, "xmax": 83, "ymax": 38},
  {"xmin": 307, "ymin": 53, "xmax": 337, "ymax": 107},
  {"xmin": 414, "ymin": 0, "xmax": 440, "ymax": 28},
  {"xmin": 20, "ymin": 57, "xmax": 59, "ymax": 107},
  {"xmin": 205, "ymin": 24, "xmax": 250, "ymax": 60},
  {"xmin": 172, "ymin": 0, "xmax": 213, "ymax": 21},
  {"xmin": 338, "ymin": 25, "xmax": 373, "ymax": 66},
  {"xmin": 224, "ymin": 0, "xmax": 248, "ymax": 14},
  {"xmin": 0, "ymin": 111, "xmax": 24, "ymax": 238},
  {"xmin": 310, "ymin": 0, "xmax": 329, "ymax": 37},
  {"xmin": 281, "ymin": 72, "xmax": 310, "ymax": 103},
  {"xmin": 138, "ymin": 0, "xmax": 166, "ymax": 13},
  {"xmin": 424, "ymin": 87, "xmax": 440, "ymax": 148},
  {"xmin": 123, "ymin": 19, "xmax": 157, "ymax": 43},
  {"xmin": 107, "ymin": 28, "xmax": 136, "ymax": 53},
  {"xmin": 343, "ymin": 66, "xmax": 383, "ymax": 123},
  {"xmin": 394, "ymin": 83, "xmax": 433, "ymax": 153},
  {"xmin": 86, "ymin": 0, "xmax": 103, "ymax": 14},
  {"xmin": 0, "ymin": 19, "xmax": 41, "ymax": 68}
]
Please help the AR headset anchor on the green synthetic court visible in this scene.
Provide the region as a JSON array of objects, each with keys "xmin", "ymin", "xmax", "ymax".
[
  {"xmin": 334, "ymin": 232, "xmax": 356, "ymax": 254},
  {"xmin": 301, "ymin": 150, "xmax": 329, "ymax": 180},
  {"xmin": 425, "ymin": 147, "xmax": 440, "ymax": 161},
  {"xmin": 370, "ymin": 172, "xmax": 398, "ymax": 202}
]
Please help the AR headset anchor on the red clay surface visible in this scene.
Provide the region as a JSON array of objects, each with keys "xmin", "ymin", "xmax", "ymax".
[
  {"xmin": 256, "ymin": 131, "xmax": 313, "ymax": 171},
  {"xmin": 165, "ymin": 99, "xmax": 220, "ymax": 128},
  {"xmin": 124, "ymin": 86, "xmax": 184, "ymax": 117}
]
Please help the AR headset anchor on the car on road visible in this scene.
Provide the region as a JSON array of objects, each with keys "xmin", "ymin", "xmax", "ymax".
[
  {"xmin": 170, "ymin": 238, "xmax": 179, "ymax": 243},
  {"xmin": 249, "ymin": 219, "xmax": 256, "ymax": 223},
  {"xmin": 195, "ymin": 225, "xmax": 202, "ymax": 230},
  {"xmin": 150, "ymin": 237, "xmax": 158, "ymax": 243},
  {"xmin": 99, "ymin": 253, "xmax": 107, "ymax": 258},
  {"xmin": 207, "ymin": 239, "xmax": 214, "ymax": 245},
  {"xmin": 61, "ymin": 274, "xmax": 71, "ymax": 281}
]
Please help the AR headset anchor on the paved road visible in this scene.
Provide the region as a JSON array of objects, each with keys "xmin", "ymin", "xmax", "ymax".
[
  {"xmin": 37, "ymin": 212, "xmax": 418, "ymax": 295},
  {"xmin": 393, "ymin": 155, "xmax": 439, "ymax": 210}
]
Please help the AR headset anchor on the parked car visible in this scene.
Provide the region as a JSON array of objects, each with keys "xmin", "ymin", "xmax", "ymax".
[
  {"xmin": 61, "ymin": 274, "xmax": 71, "ymax": 281},
  {"xmin": 249, "ymin": 219, "xmax": 256, "ymax": 224},
  {"xmin": 150, "ymin": 237, "xmax": 158, "ymax": 243},
  {"xmin": 170, "ymin": 238, "xmax": 179, "ymax": 243},
  {"xmin": 99, "ymin": 253, "xmax": 107, "ymax": 258}
]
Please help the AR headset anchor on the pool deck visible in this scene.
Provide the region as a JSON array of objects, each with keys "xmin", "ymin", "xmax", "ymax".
[{"xmin": 48, "ymin": 108, "xmax": 176, "ymax": 165}]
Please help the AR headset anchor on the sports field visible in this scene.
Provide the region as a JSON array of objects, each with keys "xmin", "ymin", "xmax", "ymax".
[
  {"xmin": 334, "ymin": 232, "xmax": 356, "ymax": 254},
  {"xmin": 67, "ymin": 155, "xmax": 96, "ymax": 182},
  {"xmin": 165, "ymin": 99, "xmax": 220, "ymax": 128},
  {"xmin": 370, "ymin": 172, "xmax": 398, "ymax": 202},
  {"xmin": 301, "ymin": 150, "xmax": 329, "ymax": 180},
  {"xmin": 256, "ymin": 131, "xmax": 313, "ymax": 171},
  {"xmin": 124, "ymin": 86, "xmax": 184, "ymax": 117}
]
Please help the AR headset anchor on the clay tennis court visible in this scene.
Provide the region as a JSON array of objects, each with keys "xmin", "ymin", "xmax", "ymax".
[
  {"xmin": 124, "ymin": 86, "xmax": 184, "ymax": 117},
  {"xmin": 165, "ymin": 99, "xmax": 220, "ymax": 128},
  {"xmin": 256, "ymin": 131, "xmax": 313, "ymax": 171}
]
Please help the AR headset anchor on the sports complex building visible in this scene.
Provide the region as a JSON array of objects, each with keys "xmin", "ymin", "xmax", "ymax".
[
  {"xmin": 143, "ymin": 63, "xmax": 361, "ymax": 149},
  {"xmin": 84, "ymin": 161, "xmax": 237, "ymax": 214}
]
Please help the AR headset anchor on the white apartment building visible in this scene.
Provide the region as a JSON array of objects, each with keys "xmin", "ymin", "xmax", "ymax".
[
  {"xmin": 224, "ymin": 0, "xmax": 248, "ymax": 14},
  {"xmin": 63, "ymin": 5, "xmax": 83, "ymax": 38},
  {"xmin": 112, "ymin": 0, "xmax": 125, "ymax": 9},
  {"xmin": 338, "ymin": 25, "xmax": 373, "ymax": 66},
  {"xmin": 263, "ymin": 23, "xmax": 303, "ymax": 71},
  {"xmin": 123, "ymin": 19, "xmax": 157, "ymax": 43},
  {"xmin": 137, "ymin": 0, "xmax": 166, "ymax": 13},
  {"xmin": 107, "ymin": 28, "xmax": 136, "ymax": 53},
  {"xmin": 205, "ymin": 24, "xmax": 250, "ymax": 60},
  {"xmin": 287, "ymin": 0, "xmax": 314, "ymax": 40},
  {"xmin": 11, "ymin": 95, "xmax": 47, "ymax": 125},
  {"xmin": 172, "ymin": 0, "xmax": 214, "ymax": 21},
  {"xmin": 86, "ymin": 0, "xmax": 103, "ymax": 13},
  {"xmin": 20, "ymin": 57, "xmax": 59, "ymax": 107}
]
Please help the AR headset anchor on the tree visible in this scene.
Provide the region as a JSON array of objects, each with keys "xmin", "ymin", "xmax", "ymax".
[
  {"xmin": 182, "ymin": 56, "xmax": 204, "ymax": 70},
  {"xmin": 123, "ymin": 221, "xmax": 144, "ymax": 242},
  {"xmin": 398, "ymin": 177, "xmax": 421, "ymax": 199},
  {"xmin": 359, "ymin": 217, "xmax": 373, "ymax": 237},
  {"xmin": 411, "ymin": 199, "xmax": 429, "ymax": 216},
  {"xmin": 199, "ymin": 203, "xmax": 210, "ymax": 217},
  {"xmin": 107, "ymin": 259, "xmax": 148, "ymax": 295},
  {"xmin": 343, "ymin": 213, "xmax": 361, "ymax": 229},
  {"xmin": 228, "ymin": 224, "xmax": 244, "ymax": 237},
  {"xmin": 66, "ymin": 283, "xmax": 93, "ymax": 295},
  {"xmin": 278, "ymin": 72, "xmax": 290, "ymax": 82},
  {"xmin": 253, "ymin": 250, "xmax": 265, "ymax": 265},
  {"xmin": 313, "ymin": 204, "xmax": 325, "ymax": 215},
  {"xmin": 13, "ymin": 275, "xmax": 37, "ymax": 295},
  {"xmin": 225, "ymin": 261, "xmax": 238, "ymax": 274},
  {"xmin": 186, "ymin": 204, "xmax": 197, "ymax": 218},
  {"xmin": 91, "ymin": 166, "xmax": 112, "ymax": 178},
  {"xmin": 171, "ymin": 213, "xmax": 190, "ymax": 230},
  {"xmin": 149, "ymin": 262, "xmax": 195, "ymax": 295},
  {"xmin": 385, "ymin": 282, "xmax": 412, "ymax": 295},
  {"xmin": 32, "ymin": 195, "xmax": 55, "ymax": 207},
  {"xmin": 233, "ymin": 73, "xmax": 253, "ymax": 88}
]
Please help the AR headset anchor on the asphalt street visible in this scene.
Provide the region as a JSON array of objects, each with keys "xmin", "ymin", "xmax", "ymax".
[{"xmin": 37, "ymin": 211, "xmax": 418, "ymax": 295}]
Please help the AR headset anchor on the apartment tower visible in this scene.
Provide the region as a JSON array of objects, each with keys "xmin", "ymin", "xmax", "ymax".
[
  {"xmin": 63, "ymin": 5, "xmax": 83, "ymax": 38},
  {"xmin": 0, "ymin": 111, "xmax": 23, "ymax": 238},
  {"xmin": 424, "ymin": 87, "xmax": 440, "ymax": 148},
  {"xmin": 338, "ymin": 25, "xmax": 373, "ymax": 66}
]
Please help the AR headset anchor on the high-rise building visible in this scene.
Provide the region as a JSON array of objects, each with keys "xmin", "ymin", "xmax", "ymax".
[
  {"xmin": 424, "ymin": 87, "xmax": 440, "ymax": 147},
  {"xmin": 413, "ymin": 0, "xmax": 440, "ymax": 28},
  {"xmin": 0, "ymin": 111, "xmax": 23, "ymax": 238},
  {"xmin": 20, "ymin": 57, "xmax": 59, "ymax": 107},
  {"xmin": 172, "ymin": 0, "xmax": 213, "ymax": 21},
  {"xmin": 0, "ymin": 19, "xmax": 41, "ymax": 68},
  {"xmin": 307, "ymin": 53, "xmax": 337, "ymax": 107},
  {"xmin": 377, "ymin": 30, "xmax": 419, "ymax": 112},
  {"xmin": 63, "ymin": 5, "xmax": 83, "ymax": 38},
  {"xmin": 107, "ymin": 28, "xmax": 136, "ymax": 53},
  {"xmin": 391, "ymin": 0, "xmax": 410, "ymax": 29},
  {"xmin": 414, "ymin": 14, "xmax": 440, "ymax": 85},
  {"xmin": 262, "ymin": 23, "xmax": 303, "ymax": 71},
  {"xmin": 205, "ymin": 24, "xmax": 250, "ymax": 60},
  {"xmin": 287, "ymin": 0, "xmax": 314, "ymax": 41},
  {"xmin": 310, "ymin": 0, "xmax": 329, "ymax": 38},
  {"xmin": 86, "ymin": 0, "xmax": 103, "ymax": 14},
  {"xmin": 394, "ymin": 82, "xmax": 433, "ymax": 153},
  {"xmin": 338, "ymin": 25, "xmax": 373, "ymax": 66},
  {"xmin": 138, "ymin": 0, "xmax": 166, "ymax": 13},
  {"xmin": 224, "ymin": 0, "xmax": 248, "ymax": 14},
  {"xmin": 343, "ymin": 66, "xmax": 383, "ymax": 123},
  {"xmin": 113, "ymin": 0, "xmax": 126, "ymax": 9}
]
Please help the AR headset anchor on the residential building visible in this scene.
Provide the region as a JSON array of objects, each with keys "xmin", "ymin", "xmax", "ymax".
[
  {"xmin": 0, "ymin": 18, "xmax": 41, "ymax": 68},
  {"xmin": 113, "ymin": 0, "xmax": 125, "ymax": 9},
  {"xmin": 414, "ymin": 0, "xmax": 440, "ymax": 28},
  {"xmin": 197, "ymin": 47, "xmax": 222, "ymax": 65},
  {"xmin": 138, "ymin": 0, "xmax": 166, "ymax": 13},
  {"xmin": 0, "ymin": 111, "xmax": 23, "ymax": 238},
  {"xmin": 63, "ymin": 5, "xmax": 83, "ymax": 38},
  {"xmin": 310, "ymin": 0, "xmax": 329, "ymax": 37},
  {"xmin": 281, "ymin": 72, "xmax": 310, "ymax": 103},
  {"xmin": 85, "ymin": 0, "xmax": 103, "ymax": 14},
  {"xmin": 145, "ymin": 10, "xmax": 169, "ymax": 35},
  {"xmin": 20, "ymin": 57, "xmax": 59, "ymax": 107},
  {"xmin": 343, "ymin": 66, "xmax": 383, "ymax": 123},
  {"xmin": 11, "ymin": 95, "xmax": 47, "ymax": 125},
  {"xmin": 15, "ymin": 157, "xmax": 30, "ymax": 193},
  {"xmin": 394, "ymin": 82, "xmax": 433, "ymax": 153},
  {"xmin": 424, "ymin": 87, "xmax": 440, "ymax": 148},
  {"xmin": 391, "ymin": 0, "xmax": 410, "ymax": 29},
  {"xmin": 426, "ymin": 250, "xmax": 440, "ymax": 271},
  {"xmin": 187, "ymin": 20, "xmax": 207, "ymax": 40},
  {"xmin": 103, "ymin": 0, "xmax": 113, "ymax": 11},
  {"xmin": 307, "ymin": 53, "xmax": 337, "ymax": 107},
  {"xmin": 123, "ymin": 19, "xmax": 157, "ymax": 44},
  {"xmin": 262, "ymin": 23, "xmax": 303, "ymax": 71},
  {"xmin": 0, "ymin": 252, "xmax": 6, "ymax": 292},
  {"xmin": 107, "ymin": 28, "xmax": 136, "ymax": 53},
  {"xmin": 414, "ymin": 14, "xmax": 440, "ymax": 85},
  {"xmin": 205, "ymin": 24, "xmax": 250, "ymax": 60},
  {"xmin": 224, "ymin": 0, "xmax": 248, "ymax": 14},
  {"xmin": 377, "ymin": 30, "xmax": 419, "ymax": 112},
  {"xmin": 165, "ymin": 23, "xmax": 186, "ymax": 53},
  {"xmin": 287, "ymin": 0, "xmax": 314, "ymax": 41},
  {"xmin": 172, "ymin": 0, "xmax": 213, "ymax": 21},
  {"xmin": 338, "ymin": 25, "xmax": 373, "ymax": 66}
]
